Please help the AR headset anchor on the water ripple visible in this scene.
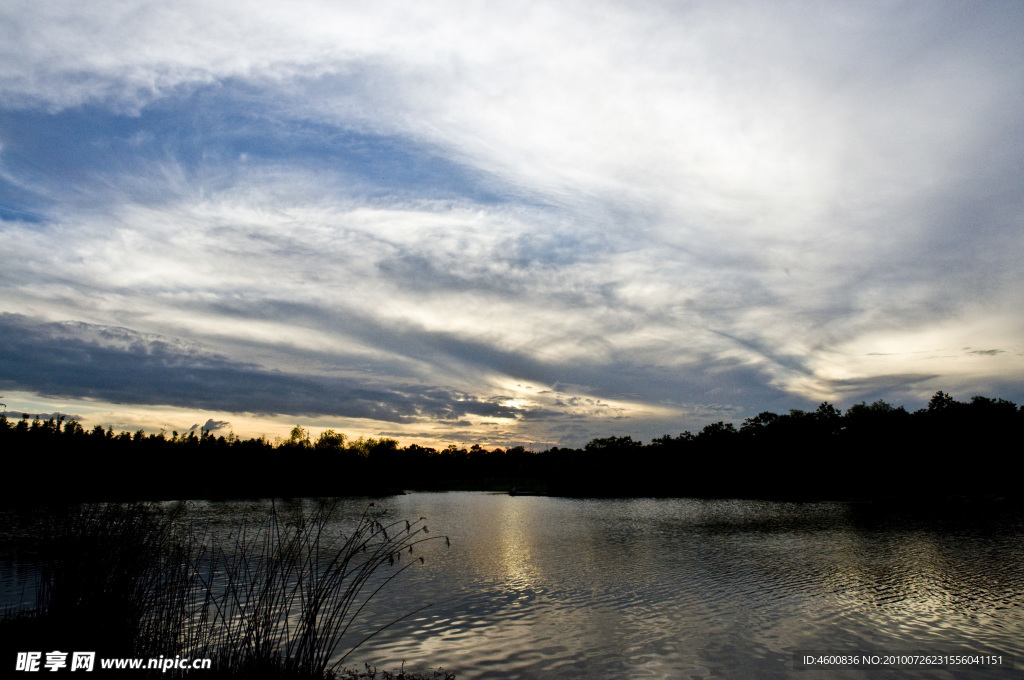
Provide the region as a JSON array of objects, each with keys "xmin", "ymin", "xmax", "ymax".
[{"xmin": 4, "ymin": 495, "xmax": 1021, "ymax": 679}]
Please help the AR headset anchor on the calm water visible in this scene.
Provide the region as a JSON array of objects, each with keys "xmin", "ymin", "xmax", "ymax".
[
  {"xmin": 3, "ymin": 493, "xmax": 1023, "ymax": 679},
  {"xmin": 322, "ymin": 493, "xmax": 1024, "ymax": 679}
]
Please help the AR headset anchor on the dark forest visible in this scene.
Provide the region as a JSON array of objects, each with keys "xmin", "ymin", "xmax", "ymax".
[{"xmin": 2, "ymin": 391, "xmax": 1020, "ymax": 502}]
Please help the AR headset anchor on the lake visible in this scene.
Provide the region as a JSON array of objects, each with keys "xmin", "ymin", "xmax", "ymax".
[{"xmin": 3, "ymin": 493, "xmax": 1022, "ymax": 678}]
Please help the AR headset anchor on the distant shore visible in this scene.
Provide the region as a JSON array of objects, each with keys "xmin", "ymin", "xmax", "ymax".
[{"xmin": 3, "ymin": 391, "xmax": 1020, "ymax": 503}]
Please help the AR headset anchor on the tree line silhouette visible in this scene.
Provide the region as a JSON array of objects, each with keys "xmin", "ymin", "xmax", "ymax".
[{"xmin": 2, "ymin": 391, "xmax": 1020, "ymax": 502}]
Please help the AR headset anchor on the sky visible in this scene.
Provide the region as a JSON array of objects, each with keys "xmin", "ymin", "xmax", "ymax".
[{"xmin": 1, "ymin": 1, "xmax": 1022, "ymax": 448}]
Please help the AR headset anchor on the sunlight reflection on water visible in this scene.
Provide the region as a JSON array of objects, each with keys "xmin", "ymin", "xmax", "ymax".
[
  {"xmin": 2, "ymin": 494, "xmax": 1022, "ymax": 679},
  {"xmin": 335, "ymin": 493, "xmax": 1024, "ymax": 679}
]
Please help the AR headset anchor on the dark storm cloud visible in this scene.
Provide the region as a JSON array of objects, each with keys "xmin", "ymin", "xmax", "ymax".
[
  {"xmin": 194, "ymin": 296, "xmax": 794, "ymax": 413},
  {"xmin": 0, "ymin": 314, "xmax": 524, "ymax": 422}
]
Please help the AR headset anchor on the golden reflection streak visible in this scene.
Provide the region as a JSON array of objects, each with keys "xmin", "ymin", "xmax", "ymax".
[{"xmin": 496, "ymin": 497, "xmax": 538, "ymax": 594}]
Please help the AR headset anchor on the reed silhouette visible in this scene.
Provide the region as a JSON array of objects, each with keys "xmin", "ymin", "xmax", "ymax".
[{"xmin": 2, "ymin": 501, "xmax": 452, "ymax": 678}]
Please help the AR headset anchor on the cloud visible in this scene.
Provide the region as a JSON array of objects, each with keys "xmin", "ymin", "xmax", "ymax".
[
  {"xmin": 191, "ymin": 418, "xmax": 232, "ymax": 434},
  {"xmin": 0, "ymin": 2, "xmax": 1022, "ymax": 444},
  {"xmin": 0, "ymin": 313, "xmax": 526, "ymax": 423},
  {"xmin": 967, "ymin": 349, "xmax": 1004, "ymax": 357}
]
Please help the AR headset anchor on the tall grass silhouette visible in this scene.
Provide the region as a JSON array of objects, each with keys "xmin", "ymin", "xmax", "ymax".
[{"xmin": 4, "ymin": 500, "xmax": 451, "ymax": 678}]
